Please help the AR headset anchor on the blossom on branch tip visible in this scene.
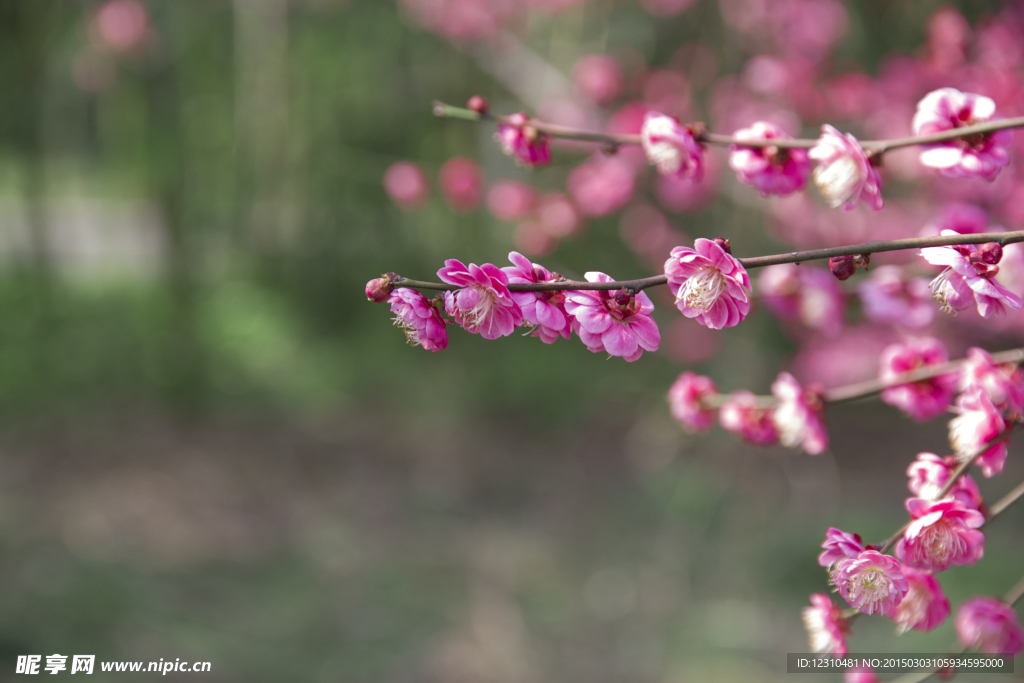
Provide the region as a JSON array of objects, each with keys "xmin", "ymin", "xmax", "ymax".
[
  {"xmin": 563, "ymin": 273, "xmax": 660, "ymax": 362},
  {"xmin": 831, "ymin": 550, "xmax": 908, "ymax": 616},
  {"xmin": 913, "ymin": 88, "xmax": 1013, "ymax": 181},
  {"xmin": 668, "ymin": 371, "xmax": 718, "ymax": 432},
  {"xmin": 496, "ymin": 113, "xmax": 552, "ymax": 168},
  {"xmin": 955, "ymin": 597, "xmax": 1024, "ymax": 655},
  {"xmin": 501, "ymin": 252, "xmax": 571, "ymax": 344},
  {"xmin": 802, "ymin": 594, "xmax": 850, "ymax": 656},
  {"xmin": 439, "ymin": 260, "xmax": 523, "ymax": 340},
  {"xmin": 808, "ymin": 124, "xmax": 883, "ymax": 211},
  {"xmin": 818, "ymin": 527, "xmax": 865, "ymax": 568},
  {"xmin": 387, "ymin": 288, "xmax": 448, "ymax": 352},
  {"xmin": 959, "ymin": 347, "xmax": 1024, "ymax": 415},
  {"xmin": 920, "ymin": 230, "xmax": 1024, "ymax": 318},
  {"xmin": 665, "ymin": 238, "xmax": 752, "ymax": 329},
  {"xmin": 718, "ymin": 391, "xmax": 779, "ymax": 445},
  {"xmin": 878, "ymin": 338, "xmax": 958, "ymax": 422},
  {"xmin": 890, "ymin": 566, "xmax": 951, "ymax": 634},
  {"xmin": 895, "ymin": 497, "xmax": 985, "ymax": 572},
  {"xmin": 728, "ymin": 121, "xmax": 811, "ymax": 196},
  {"xmin": 640, "ymin": 112, "xmax": 703, "ymax": 181},
  {"xmin": 949, "ymin": 389, "xmax": 1008, "ymax": 478},
  {"xmin": 771, "ymin": 372, "xmax": 828, "ymax": 455},
  {"xmin": 906, "ymin": 453, "xmax": 983, "ymax": 510}
]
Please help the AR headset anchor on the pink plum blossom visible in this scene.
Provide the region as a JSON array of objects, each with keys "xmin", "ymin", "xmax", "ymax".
[
  {"xmin": 832, "ymin": 549, "xmax": 908, "ymax": 616},
  {"xmin": 383, "ymin": 162, "xmax": 430, "ymax": 209},
  {"xmin": 890, "ymin": 566, "xmax": 951, "ymax": 634},
  {"xmin": 878, "ymin": 338, "xmax": 958, "ymax": 422},
  {"xmin": 729, "ymin": 121, "xmax": 812, "ymax": 196},
  {"xmin": 758, "ymin": 264, "xmax": 845, "ymax": 338},
  {"xmin": 772, "ymin": 372, "xmax": 828, "ymax": 455},
  {"xmin": 487, "ymin": 181, "xmax": 536, "ymax": 221},
  {"xmin": 640, "ymin": 112, "xmax": 703, "ymax": 181},
  {"xmin": 572, "ymin": 55, "xmax": 624, "ymax": 105},
  {"xmin": 667, "ymin": 372, "xmax": 718, "ymax": 432},
  {"xmin": 920, "ymin": 231, "xmax": 1024, "ymax": 318},
  {"xmin": 949, "ymin": 389, "xmax": 1008, "ymax": 478},
  {"xmin": 959, "ymin": 347, "xmax": 1024, "ymax": 415},
  {"xmin": 563, "ymin": 273, "xmax": 660, "ymax": 362},
  {"xmin": 438, "ymin": 158, "xmax": 482, "ymax": 212},
  {"xmin": 857, "ymin": 266, "xmax": 935, "ymax": 329},
  {"xmin": 802, "ymin": 593, "xmax": 850, "ymax": 656},
  {"xmin": 387, "ymin": 288, "xmax": 448, "ymax": 352},
  {"xmin": 501, "ymin": 252, "xmax": 572, "ymax": 344},
  {"xmin": 496, "ymin": 113, "xmax": 552, "ymax": 168},
  {"xmin": 567, "ymin": 155, "xmax": 636, "ymax": 217},
  {"xmin": 809, "ymin": 124, "xmax": 883, "ymax": 211},
  {"xmin": 719, "ymin": 391, "xmax": 779, "ymax": 445},
  {"xmin": 919, "ymin": 203, "xmax": 989, "ymax": 237},
  {"xmin": 907, "ymin": 453, "xmax": 983, "ymax": 510},
  {"xmin": 896, "ymin": 498, "xmax": 985, "ymax": 572},
  {"xmin": 818, "ymin": 527, "xmax": 865, "ymax": 568},
  {"xmin": 956, "ymin": 597, "xmax": 1024, "ymax": 655},
  {"xmin": 665, "ymin": 239, "xmax": 752, "ymax": 329},
  {"xmin": 439, "ymin": 260, "xmax": 523, "ymax": 340},
  {"xmin": 912, "ymin": 88, "xmax": 1013, "ymax": 181}
]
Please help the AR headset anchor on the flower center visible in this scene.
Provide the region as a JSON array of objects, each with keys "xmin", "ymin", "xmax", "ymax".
[
  {"xmin": 813, "ymin": 155, "xmax": 864, "ymax": 208},
  {"xmin": 679, "ymin": 267, "xmax": 726, "ymax": 312},
  {"xmin": 919, "ymin": 520, "xmax": 961, "ymax": 566},
  {"xmin": 461, "ymin": 285, "xmax": 497, "ymax": 332},
  {"xmin": 845, "ymin": 568, "xmax": 892, "ymax": 612}
]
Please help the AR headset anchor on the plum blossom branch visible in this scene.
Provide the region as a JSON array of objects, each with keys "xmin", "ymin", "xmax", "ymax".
[
  {"xmin": 986, "ymin": 478, "xmax": 1024, "ymax": 526},
  {"xmin": 433, "ymin": 101, "xmax": 1024, "ymax": 153},
  {"xmin": 389, "ymin": 230, "xmax": 1024, "ymax": 294}
]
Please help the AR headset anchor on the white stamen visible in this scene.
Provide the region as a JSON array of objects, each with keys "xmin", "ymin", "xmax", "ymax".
[
  {"xmin": 677, "ymin": 267, "xmax": 726, "ymax": 312},
  {"xmin": 813, "ymin": 155, "xmax": 864, "ymax": 208}
]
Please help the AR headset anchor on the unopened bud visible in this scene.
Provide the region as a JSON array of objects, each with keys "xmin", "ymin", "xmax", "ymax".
[
  {"xmin": 613, "ymin": 287, "xmax": 632, "ymax": 307},
  {"xmin": 829, "ymin": 255, "xmax": 857, "ymax": 281},
  {"xmin": 365, "ymin": 273, "xmax": 396, "ymax": 302},
  {"xmin": 972, "ymin": 262, "xmax": 999, "ymax": 279},
  {"xmin": 979, "ymin": 242, "xmax": 1003, "ymax": 265},
  {"xmin": 467, "ymin": 95, "xmax": 489, "ymax": 116},
  {"xmin": 712, "ymin": 237, "xmax": 732, "ymax": 254}
]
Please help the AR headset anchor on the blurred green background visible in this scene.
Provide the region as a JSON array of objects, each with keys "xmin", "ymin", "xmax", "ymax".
[{"xmin": 0, "ymin": 0, "xmax": 1020, "ymax": 681}]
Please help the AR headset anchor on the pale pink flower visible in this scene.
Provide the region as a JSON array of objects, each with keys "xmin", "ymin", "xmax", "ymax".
[
  {"xmin": 439, "ymin": 158, "xmax": 482, "ymax": 212},
  {"xmin": 536, "ymin": 192, "xmax": 580, "ymax": 237},
  {"xmin": 667, "ymin": 372, "xmax": 718, "ymax": 432},
  {"xmin": 912, "ymin": 88, "xmax": 1013, "ymax": 181},
  {"xmin": 665, "ymin": 239, "xmax": 752, "ymax": 330},
  {"xmin": 640, "ymin": 112, "xmax": 703, "ymax": 181},
  {"xmin": 832, "ymin": 550, "xmax": 908, "ymax": 616},
  {"xmin": 802, "ymin": 593, "xmax": 850, "ymax": 656},
  {"xmin": 729, "ymin": 121, "xmax": 812, "ymax": 197},
  {"xmin": 758, "ymin": 264, "xmax": 845, "ymax": 338},
  {"xmin": 959, "ymin": 347, "xmax": 1024, "ymax": 415},
  {"xmin": 387, "ymin": 288, "xmax": 448, "ymax": 352},
  {"xmin": 857, "ymin": 266, "xmax": 935, "ymax": 329},
  {"xmin": 896, "ymin": 498, "xmax": 985, "ymax": 572},
  {"xmin": 719, "ymin": 391, "xmax": 779, "ymax": 445},
  {"xmin": 772, "ymin": 372, "xmax": 828, "ymax": 455},
  {"xmin": 878, "ymin": 338, "xmax": 958, "ymax": 422},
  {"xmin": 487, "ymin": 181, "xmax": 536, "ymax": 221},
  {"xmin": 920, "ymin": 230, "xmax": 1024, "ymax": 318},
  {"xmin": 439, "ymin": 260, "xmax": 523, "ymax": 340},
  {"xmin": 956, "ymin": 597, "xmax": 1024, "ymax": 655},
  {"xmin": 818, "ymin": 527, "xmax": 865, "ymax": 568},
  {"xmin": 949, "ymin": 389, "xmax": 1008, "ymax": 478},
  {"xmin": 890, "ymin": 566, "xmax": 951, "ymax": 634},
  {"xmin": 496, "ymin": 113, "xmax": 552, "ymax": 168},
  {"xmin": 567, "ymin": 155, "xmax": 636, "ymax": 217},
  {"xmin": 809, "ymin": 124, "xmax": 883, "ymax": 211},
  {"xmin": 383, "ymin": 162, "xmax": 430, "ymax": 209},
  {"xmin": 501, "ymin": 252, "xmax": 571, "ymax": 344},
  {"xmin": 572, "ymin": 55, "xmax": 624, "ymax": 105},
  {"xmin": 907, "ymin": 453, "xmax": 983, "ymax": 510},
  {"xmin": 563, "ymin": 273, "xmax": 660, "ymax": 362}
]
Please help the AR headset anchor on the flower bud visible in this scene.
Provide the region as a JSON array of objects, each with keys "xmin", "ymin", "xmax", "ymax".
[
  {"xmin": 972, "ymin": 262, "xmax": 999, "ymax": 279},
  {"xmin": 712, "ymin": 237, "xmax": 732, "ymax": 254},
  {"xmin": 979, "ymin": 242, "xmax": 1003, "ymax": 264},
  {"xmin": 467, "ymin": 95, "xmax": 489, "ymax": 116},
  {"xmin": 365, "ymin": 274, "xmax": 395, "ymax": 302},
  {"xmin": 613, "ymin": 287, "xmax": 632, "ymax": 307},
  {"xmin": 829, "ymin": 255, "xmax": 857, "ymax": 281}
]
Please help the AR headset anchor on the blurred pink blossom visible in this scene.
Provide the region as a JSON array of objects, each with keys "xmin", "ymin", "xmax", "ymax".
[
  {"xmin": 665, "ymin": 239, "xmax": 752, "ymax": 329},
  {"xmin": 857, "ymin": 266, "xmax": 935, "ymax": 329},
  {"xmin": 502, "ymin": 252, "xmax": 571, "ymax": 344},
  {"xmin": 843, "ymin": 668, "xmax": 880, "ymax": 683},
  {"xmin": 564, "ymin": 273, "xmax": 660, "ymax": 362},
  {"xmin": 890, "ymin": 566, "xmax": 951, "ymax": 634},
  {"xmin": 809, "ymin": 124, "xmax": 884, "ymax": 211},
  {"xmin": 654, "ymin": 151, "xmax": 720, "ymax": 213},
  {"xmin": 439, "ymin": 259, "xmax": 523, "ymax": 339},
  {"xmin": 487, "ymin": 180, "xmax": 536, "ymax": 221},
  {"xmin": 759, "ymin": 264, "xmax": 845, "ymax": 338},
  {"xmin": 959, "ymin": 347, "xmax": 1024, "ymax": 414},
  {"xmin": 956, "ymin": 597, "xmax": 1024, "ymax": 655},
  {"xmin": 572, "ymin": 55, "xmax": 624, "ymax": 106},
  {"xmin": 438, "ymin": 158, "xmax": 482, "ymax": 212},
  {"xmin": 878, "ymin": 338, "xmax": 958, "ymax": 422},
  {"xmin": 619, "ymin": 204, "xmax": 687, "ymax": 271},
  {"xmin": 949, "ymin": 389, "xmax": 1008, "ymax": 477},
  {"xmin": 383, "ymin": 162, "xmax": 430, "ymax": 210},
  {"xmin": 802, "ymin": 594, "xmax": 849, "ymax": 656},
  {"xmin": 667, "ymin": 372, "xmax": 718, "ymax": 432},
  {"xmin": 790, "ymin": 325, "xmax": 896, "ymax": 389},
  {"xmin": 536, "ymin": 193, "xmax": 581, "ymax": 237},
  {"xmin": 770, "ymin": 0, "xmax": 848, "ymax": 62},
  {"xmin": 388, "ymin": 288, "xmax": 448, "ymax": 352},
  {"xmin": 664, "ymin": 318, "xmax": 722, "ymax": 364},
  {"xmin": 641, "ymin": 70, "xmax": 693, "ymax": 120},
  {"xmin": 496, "ymin": 113, "xmax": 552, "ymax": 168},
  {"xmin": 817, "ymin": 527, "xmax": 865, "ymax": 568},
  {"xmin": 729, "ymin": 121, "xmax": 812, "ymax": 196},
  {"xmin": 832, "ymin": 550, "xmax": 908, "ymax": 616},
  {"xmin": 913, "ymin": 88, "xmax": 1013, "ymax": 181},
  {"xmin": 92, "ymin": 0, "xmax": 149, "ymax": 53},
  {"xmin": 398, "ymin": 0, "xmax": 516, "ymax": 41},
  {"xmin": 925, "ymin": 7, "xmax": 971, "ymax": 74},
  {"xmin": 772, "ymin": 372, "xmax": 828, "ymax": 455},
  {"xmin": 641, "ymin": 112, "xmax": 703, "ymax": 181},
  {"xmin": 719, "ymin": 391, "xmax": 779, "ymax": 446},
  {"xmin": 567, "ymin": 155, "xmax": 636, "ymax": 217},
  {"xmin": 919, "ymin": 203, "xmax": 989, "ymax": 237},
  {"xmin": 906, "ymin": 452, "xmax": 983, "ymax": 510},
  {"xmin": 896, "ymin": 497, "xmax": 985, "ymax": 572},
  {"xmin": 513, "ymin": 221, "xmax": 556, "ymax": 257}
]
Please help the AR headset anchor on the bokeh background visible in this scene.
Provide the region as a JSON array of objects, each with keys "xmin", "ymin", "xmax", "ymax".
[{"xmin": 0, "ymin": 0, "xmax": 1022, "ymax": 681}]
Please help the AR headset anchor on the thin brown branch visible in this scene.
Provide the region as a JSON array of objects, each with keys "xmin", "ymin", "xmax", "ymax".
[
  {"xmin": 1005, "ymin": 574, "xmax": 1024, "ymax": 607},
  {"xmin": 986, "ymin": 478, "xmax": 1024, "ymax": 525}
]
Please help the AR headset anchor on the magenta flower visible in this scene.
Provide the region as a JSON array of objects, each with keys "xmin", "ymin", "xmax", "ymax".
[
  {"xmin": 896, "ymin": 498, "xmax": 985, "ymax": 572},
  {"xmin": 729, "ymin": 121, "xmax": 812, "ymax": 197},
  {"xmin": 496, "ymin": 113, "xmax": 552, "ymax": 168},
  {"xmin": 959, "ymin": 347, "xmax": 1024, "ymax": 415},
  {"xmin": 949, "ymin": 389, "xmax": 1008, "ymax": 478},
  {"xmin": 920, "ymin": 230, "xmax": 1024, "ymax": 318},
  {"xmin": 890, "ymin": 566, "xmax": 951, "ymax": 634},
  {"xmin": 818, "ymin": 527, "xmax": 865, "ymax": 568},
  {"xmin": 640, "ymin": 112, "xmax": 703, "ymax": 181},
  {"xmin": 809, "ymin": 124, "xmax": 883, "ymax": 211},
  {"xmin": 665, "ymin": 239, "xmax": 752, "ymax": 330},
  {"xmin": 365, "ymin": 275, "xmax": 394, "ymax": 303},
  {"xmin": 857, "ymin": 266, "xmax": 935, "ymax": 330},
  {"xmin": 719, "ymin": 391, "xmax": 779, "ymax": 446},
  {"xmin": 844, "ymin": 668, "xmax": 880, "ymax": 683},
  {"xmin": 912, "ymin": 88, "xmax": 1013, "ymax": 181},
  {"xmin": 439, "ymin": 260, "xmax": 523, "ymax": 340},
  {"xmin": 772, "ymin": 372, "xmax": 828, "ymax": 455},
  {"xmin": 501, "ymin": 252, "xmax": 572, "ymax": 344},
  {"xmin": 878, "ymin": 338, "xmax": 959, "ymax": 422},
  {"xmin": 387, "ymin": 288, "xmax": 448, "ymax": 352},
  {"xmin": 802, "ymin": 593, "xmax": 850, "ymax": 656},
  {"xmin": 667, "ymin": 371, "xmax": 718, "ymax": 432},
  {"xmin": 759, "ymin": 264, "xmax": 845, "ymax": 338},
  {"xmin": 956, "ymin": 597, "xmax": 1024, "ymax": 655},
  {"xmin": 563, "ymin": 273, "xmax": 660, "ymax": 362},
  {"xmin": 832, "ymin": 550, "xmax": 909, "ymax": 616},
  {"xmin": 907, "ymin": 453, "xmax": 983, "ymax": 510}
]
